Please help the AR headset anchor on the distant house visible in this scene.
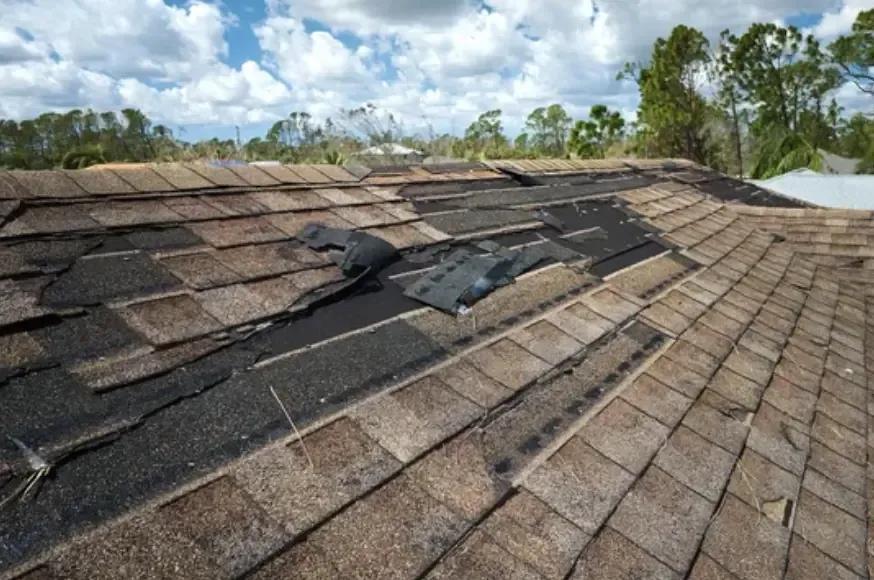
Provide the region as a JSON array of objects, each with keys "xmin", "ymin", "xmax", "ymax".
[
  {"xmin": 352, "ymin": 143, "xmax": 424, "ymax": 166},
  {"xmin": 819, "ymin": 150, "xmax": 861, "ymax": 175},
  {"xmin": 748, "ymin": 172, "xmax": 874, "ymax": 209}
]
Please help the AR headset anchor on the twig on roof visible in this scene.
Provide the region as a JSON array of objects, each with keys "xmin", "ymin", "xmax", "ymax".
[{"xmin": 269, "ymin": 386, "xmax": 314, "ymax": 470}]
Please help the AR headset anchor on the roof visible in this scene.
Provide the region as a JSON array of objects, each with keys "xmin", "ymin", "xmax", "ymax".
[
  {"xmin": 820, "ymin": 150, "xmax": 861, "ymax": 175},
  {"xmin": 748, "ymin": 173, "xmax": 874, "ymax": 209},
  {"xmin": 0, "ymin": 158, "xmax": 871, "ymax": 580}
]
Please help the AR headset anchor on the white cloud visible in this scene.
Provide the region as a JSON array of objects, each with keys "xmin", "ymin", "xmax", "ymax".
[{"xmin": 0, "ymin": 0, "xmax": 868, "ymax": 136}]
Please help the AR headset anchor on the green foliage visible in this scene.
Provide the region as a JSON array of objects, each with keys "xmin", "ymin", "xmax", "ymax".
[
  {"xmin": 525, "ymin": 104, "xmax": 572, "ymax": 155},
  {"xmin": 622, "ymin": 25, "xmax": 715, "ymax": 163},
  {"xmin": 749, "ymin": 132, "xmax": 824, "ymax": 179},
  {"xmin": 61, "ymin": 146, "xmax": 107, "ymax": 169},
  {"xmin": 567, "ymin": 105, "xmax": 625, "ymax": 158},
  {"xmin": 724, "ymin": 23, "xmax": 841, "ymax": 143},
  {"xmin": 829, "ymin": 9, "xmax": 874, "ymax": 96},
  {"xmin": 322, "ymin": 150, "xmax": 346, "ymax": 165}
]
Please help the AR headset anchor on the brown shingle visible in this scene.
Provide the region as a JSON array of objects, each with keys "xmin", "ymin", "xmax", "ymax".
[
  {"xmin": 580, "ymin": 398, "xmax": 670, "ymax": 474},
  {"xmin": 664, "ymin": 339, "xmax": 720, "ymax": 379},
  {"xmin": 189, "ymin": 217, "xmax": 286, "ymax": 248},
  {"xmin": 64, "ymin": 169, "xmax": 137, "ymax": 195},
  {"xmin": 646, "ymin": 354, "xmax": 709, "ymax": 398},
  {"xmin": 88, "ymin": 200, "xmax": 184, "ymax": 226},
  {"xmin": 747, "ymin": 403, "xmax": 810, "ymax": 476},
  {"xmin": 816, "ymin": 391, "xmax": 866, "ymax": 435},
  {"xmin": 159, "ymin": 251, "xmax": 244, "ymax": 290},
  {"xmin": 0, "ymin": 279, "xmax": 52, "ymax": 330},
  {"xmin": 480, "ymin": 491, "xmax": 589, "ymax": 579},
  {"xmin": 226, "ymin": 165, "xmax": 280, "ymax": 186},
  {"xmin": 108, "ymin": 166, "xmax": 175, "ymax": 192},
  {"xmin": 509, "ymin": 320, "xmax": 583, "ymax": 365},
  {"xmin": 785, "ymin": 536, "xmax": 863, "ymax": 580},
  {"xmin": 580, "ymin": 288, "xmax": 640, "ymax": 324},
  {"xmin": 249, "ymin": 190, "xmax": 331, "ymax": 211},
  {"xmin": 687, "ymin": 555, "xmax": 739, "ymax": 580},
  {"xmin": 681, "ymin": 323, "xmax": 734, "ymax": 360},
  {"xmin": 620, "ymin": 373, "xmax": 693, "ymax": 427},
  {"xmin": 232, "ymin": 418, "xmax": 401, "ymax": 535},
  {"xmin": 722, "ymin": 345, "xmax": 774, "ymax": 386},
  {"xmin": 810, "ymin": 412, "xmax": 866, "ymax": 465},
  {"xmin": 764, "ymin": 376, "xmax": 816, "ymax": 424},
  {"xmin": 116, "ymin": 294, "xmax": 223, "ymax": 345},
  {"xmin": 213, "ymin": 242, "xmax": 319, "ymax": 279},
  {"xmin": 653, "ymin": 426, "xmax": 735, "ymax": 502},
  {"xmin": 708, "ymin": 367, "xmax": 766, "ymax": 411},
  {"xmin": 288, "ymin": 165, "xmax": 332, "ymax": 184},
  {"xmin": 52, "ymin": 514, "xmax": 222, "ymax": 580},
  {"xmin": 247, "ymin": 541, "xmax": 342, "ymax": 579},
  {"xmin": 525, "ymin": 437, "xmax": 634, "ymax": 533},
  {"xmin": 8, "ymin": 170, "xmax": 87, "ymax": 198},
  {"xmin": 727, "ymin": 448, "xmax": 800, "ymax": 515},
  {"xmin": 545, "ymin": 302, "xmax": 614, "ymax": 345},
  {"xmin": 572, "ymin": 527, "xmax": 680, "ymax": 580},
  {"xmin": 331, "ymin": 204, "xmax": 397, "ymax": 227},
  {"xmin": 160, "ymin": 476, "xmax": 286, "ymax": 576},
  {"xmin": 640, "ymin": 302, "xmax": 694, "ymax": 336},
  {"xmin": 426, "ymin": 529, "xmax": 542, "ymax": 580},
  {"xmin": 163, "ymin": 196, "xmax": 227, "ymax": 219},
  {"xmin": 802, "ymin": 469, "xmax": 865, "ymax": 518},
  {"xmin": 466, "ymin": 339, "xmax": 552, "ymax": 390},
  {"xmin": 682, "ymin": 391, "xmax": 751, "ymax": 455},
  {"xmin": 150, "ymin": 163, "xmax": 214, "ymax": 190},
  {"xmin": 432, "ymin": 360, "xmax": 513, "ymax": 408},
  {"xmin": 255, "ymin": 164, "xmax": 307, "ymax": 184},
  {"xmin": 183, "ymin": 163, "xmax": 249, "ymax": 187},
  {"xmin": 701, "ymin": 494, "xmax": 791, "ymax": 580},
  {"xmin": 307, "ymin": 474, "xmax": 468, "ymax": 580},
  {"xmin": 195, "ymin": 284, "xmax": 283, "ymax": 326},
  {"xmin": 265, "ymin": 209, "xmax": 355, "ymax": 237},
  {"xmin": 794, "ymin": 489, "xmax": 867, "ymax": 576},
  {"xmin": 350, "ymin": 375, "xmax": 483, "ymax": 462},
  {"xmin": 202, "ymin": 193, "xmax": 269, "ymax": 216},
  {"xmin": 609, "ymin": 466, "xmax": 714, "ymax": 574}
]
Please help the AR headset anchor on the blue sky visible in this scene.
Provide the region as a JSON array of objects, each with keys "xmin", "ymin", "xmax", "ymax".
[{"xmin": 0, "ymin": 0, "xmax": 866, "ymax": 143}]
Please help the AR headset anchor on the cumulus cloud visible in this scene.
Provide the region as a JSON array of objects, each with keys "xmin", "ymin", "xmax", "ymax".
[{"xmin": 0, "ymin": 0, "xmax": 868, "ymax": 134}]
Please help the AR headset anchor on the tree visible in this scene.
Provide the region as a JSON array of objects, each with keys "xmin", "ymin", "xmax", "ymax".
[
  {"xmin": 568, "ymin": 105, "xmax": 626, "ymax": 158},
  {"xmin": 525, "ymin": 104, "xmax": 572, "ymax": 155},
  {"xmin": 713, "ymin": 30, "xmax": 747, "ymax": 176},
  {"xmin": 621, "ymin": 25, "xmax": 715, "ymax": 163},
  {"xmin": 829, "ymin": 9, "xmax": 874, "ymax": 96},
  {"xmin": 725, "ymin": 23, "xmax": 841, "ymax": 177},
  {"xmin": 464, "ymin": 109, "xmax": 508, "ymax": 155}
]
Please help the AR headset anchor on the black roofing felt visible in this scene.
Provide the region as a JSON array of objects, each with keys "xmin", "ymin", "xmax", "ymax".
[
  {"xmin": 695, "ymin": 177, "xmax": 808, "ymax": 208},
  {"xmin": 0, "ymin": 319, "xmax": 444, "ymax": 570}
]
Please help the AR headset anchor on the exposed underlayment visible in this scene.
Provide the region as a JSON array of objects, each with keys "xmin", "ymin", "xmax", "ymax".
[{"xmin": 0, "ymin": 158, "xmax": 872, "ymax": 580}]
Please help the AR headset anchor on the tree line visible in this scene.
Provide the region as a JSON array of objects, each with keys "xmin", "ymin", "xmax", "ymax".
[{"xmin": 1, "ymin": 10, "xmax": 872, "ymax": 177}]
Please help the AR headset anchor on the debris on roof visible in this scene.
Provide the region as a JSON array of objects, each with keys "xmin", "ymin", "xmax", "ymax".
[{"xmin": 1, "ymin": 157, "xmax": 873, "ymax": 580}]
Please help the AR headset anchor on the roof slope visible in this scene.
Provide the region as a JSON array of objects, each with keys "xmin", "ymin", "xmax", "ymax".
[{"xmin": 1, "ymin": 158, "xmax": 871, "ymax": 580}]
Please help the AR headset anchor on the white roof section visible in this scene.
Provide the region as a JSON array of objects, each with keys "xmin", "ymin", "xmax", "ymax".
[
  {"xmin": 355, "ymin": 143, "xmax": 422, "ymax": 156},
  {"xmin": 748, "ymin": 174, "xmax": 874, "ymax": 209}
]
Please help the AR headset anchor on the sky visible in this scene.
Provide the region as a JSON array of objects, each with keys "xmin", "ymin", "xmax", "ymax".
[{"xmin": 0, "ymin": 0, "xmax": 869, "ymax": 143}]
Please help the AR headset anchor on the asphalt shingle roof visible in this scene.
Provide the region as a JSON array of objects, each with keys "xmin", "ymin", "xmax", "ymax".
[{"xmin": 1, "ymin": 158, "xmax": 872, "ymax": 580}]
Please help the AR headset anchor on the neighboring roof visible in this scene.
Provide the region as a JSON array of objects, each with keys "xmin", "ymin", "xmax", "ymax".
[
  {"xmin": 820, "ymin": 150, "xmax": 861, "ymax": 175},
  {"xmin": 748, "ymin": 173, "xmax": 874, "ymax": 209},
  {"xmin": 355, "ymin": 143, "xmax": 423, "ymax": 156},
  {"xmin": 1, "ymin": 158, "xmax": 872, "ymax": 580}
]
